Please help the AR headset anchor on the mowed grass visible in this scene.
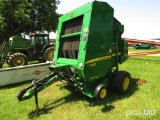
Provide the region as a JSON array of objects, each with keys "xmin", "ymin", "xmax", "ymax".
[
  {"xmin": 0, "ymin": 55, "xmax": 160, "ymax": 119},
  {"xmin": 128, "ymin": 47, "xmax": 160, "ymax": 53}
]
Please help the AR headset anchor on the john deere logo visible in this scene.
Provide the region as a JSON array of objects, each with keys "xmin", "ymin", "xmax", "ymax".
[{"xmin": 71, "ymin": 13, "xmax": 74, "ymax": 17}]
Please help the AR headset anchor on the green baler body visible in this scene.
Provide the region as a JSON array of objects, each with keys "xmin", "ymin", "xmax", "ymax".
[
  {"xmin": 52, "ymin": 1, "xmax": 128, "ymax": 83},
  {"xmin": 17, "ymin": 1, "xmax": 129, "ymax": 102}
]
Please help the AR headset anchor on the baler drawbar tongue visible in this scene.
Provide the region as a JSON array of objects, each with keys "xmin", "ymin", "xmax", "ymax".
[{"xmin": 16, "ymin": 64, "xmax": 68, "ymax": 101}]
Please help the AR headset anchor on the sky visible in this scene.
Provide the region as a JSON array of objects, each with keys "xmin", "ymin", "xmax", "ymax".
[{"xmin": 50, "ymin": 0, "xmax": 160, "ymax": 40}]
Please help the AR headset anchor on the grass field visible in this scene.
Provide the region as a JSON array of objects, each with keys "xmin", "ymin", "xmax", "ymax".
[
  {"xmin": 128, "ymin": 47, "xmax": 160, "ymax": 53},
  {"xmin": 0, "ymin": 49, "xmax": 160, "ymax": 120}
]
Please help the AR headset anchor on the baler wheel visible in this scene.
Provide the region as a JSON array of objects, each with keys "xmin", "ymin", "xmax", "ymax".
[
  {"xmin": 8, "ymin": 53, "xmax": 28, "ymax": 67},
  {"xmin": 94, "ymin": 84, "xmax": 107, "ymax": 101},
  {"xmin": 43, "ymin": 46, "xmax": 54, "ymax": 62},
  {"xmin": 112, "ymin": 71, "xmax": 131, "ymax": 94}
]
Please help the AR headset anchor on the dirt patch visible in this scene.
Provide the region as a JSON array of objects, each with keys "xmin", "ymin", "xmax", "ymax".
[
  {"xmin": 146, "ymin": 54, "xmax": 160, "ymax": 56},
  {"xmin": 129, "ymin": 51, "xmax": 160, "ymax": 57},
  {"xmin": 136, "ymin": 79, "xmax": 147, "ymax": 86}
]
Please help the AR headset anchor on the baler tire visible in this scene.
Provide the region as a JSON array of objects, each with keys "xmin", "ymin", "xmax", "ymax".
[
  {"xmin": 43, "ymin": 46, "xmax": 54, "ymax": 62},
  {"xmin": 112, "ymin": 71, "xmax": 131, "ymax": 94},
  {"xmin": 94, "ymin": 84, "xmax": 107, "ymax": 101},
  {"xmin": 8, "ymin": 53, "xmax": 28, "ymax": 67}
]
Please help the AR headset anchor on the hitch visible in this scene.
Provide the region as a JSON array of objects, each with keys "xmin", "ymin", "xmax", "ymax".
[
  {"xmin": 16, "ymin": 71, "xmax": 60, "ymax": 114},
  {"xmin": 16, "ymin": 65, "xmax": 68, "ymax": 113},
  {"xmin": 16, "ymin": 71, "xmax": 57, "ymax": 101}
]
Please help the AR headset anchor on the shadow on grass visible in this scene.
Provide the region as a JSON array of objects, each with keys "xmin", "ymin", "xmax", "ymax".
[
  {"xmin": 28, "ymin": 78, "xmax": 139, "ymax": 118},
  {"xmin": 94, "ymin": 78, "xmax": 140, "ymax": 113},
  {"xmin": 28, "ymin": 87, "xmax": 91, "ymax": 118}
]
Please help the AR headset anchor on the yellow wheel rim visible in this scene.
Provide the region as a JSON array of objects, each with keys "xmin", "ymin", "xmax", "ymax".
[
  {"xmin": 100, "ymin": 88, "xmax": 107, "ymax": 98},
  {"xmin": 123, "ymin": 77, "xmax": 129, "ymax": 90},
  {"xmin": 13, "ymin": 57, "xmax": 25, "ymax": 66},
  {"xmin": 47, "ymin": 51, "xmax": 53, "ymax": 61}
]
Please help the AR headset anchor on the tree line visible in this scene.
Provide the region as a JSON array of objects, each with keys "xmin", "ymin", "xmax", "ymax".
[{"xmin": 0, "ymin": 0, "xmax": 61, "ymax": 42}]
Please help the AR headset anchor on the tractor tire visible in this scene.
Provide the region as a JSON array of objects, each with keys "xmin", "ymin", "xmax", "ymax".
[
  {"xmin": 5, "ymin": 55, "xmax": 9, "ymax": 64},
  {"xmin": 5, "ymin": 52, "xmax": 13, "ymax": 64},
  {"xmin": 94, "ymin": 84, "xmax": 107, "ymax": 101},
  {"xmin": 43, "ymin": 46, "xmax": 54, "ymax": 62},
  {"xmin": 111, "ymin": 71, "xmax": 131, "ymax": 94},
  {"xmin": 8, "ymin": 53, "xmax": 28, "ymax": 67}
]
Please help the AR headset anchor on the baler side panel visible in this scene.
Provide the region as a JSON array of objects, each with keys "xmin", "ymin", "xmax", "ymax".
[
  {"xmin": 113, "ymin": 19, "xmax": 128, "ymax": 64},
  {"xmin": 84, "ymin": 2, "xmax": 114, "ymax": 82}
]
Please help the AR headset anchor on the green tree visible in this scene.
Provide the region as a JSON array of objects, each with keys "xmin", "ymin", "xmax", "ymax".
[{"xmin": 0, "ymin": 0, "xmax": 60, "ymax": 42}]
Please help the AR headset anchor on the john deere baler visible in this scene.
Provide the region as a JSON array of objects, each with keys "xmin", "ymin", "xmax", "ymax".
[{"xmin": 17, "ymin": 1, "xmax": 131, "ymax": 111}]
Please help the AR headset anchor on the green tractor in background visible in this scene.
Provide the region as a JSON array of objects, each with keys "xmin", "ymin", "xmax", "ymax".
[
  {"xmin": 0, "ymin": 33, "xmax": 54, "ymax": 68},
  {"xmin": 132, "ymin": 43, "xmax": 157, "ymax": 49}
]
